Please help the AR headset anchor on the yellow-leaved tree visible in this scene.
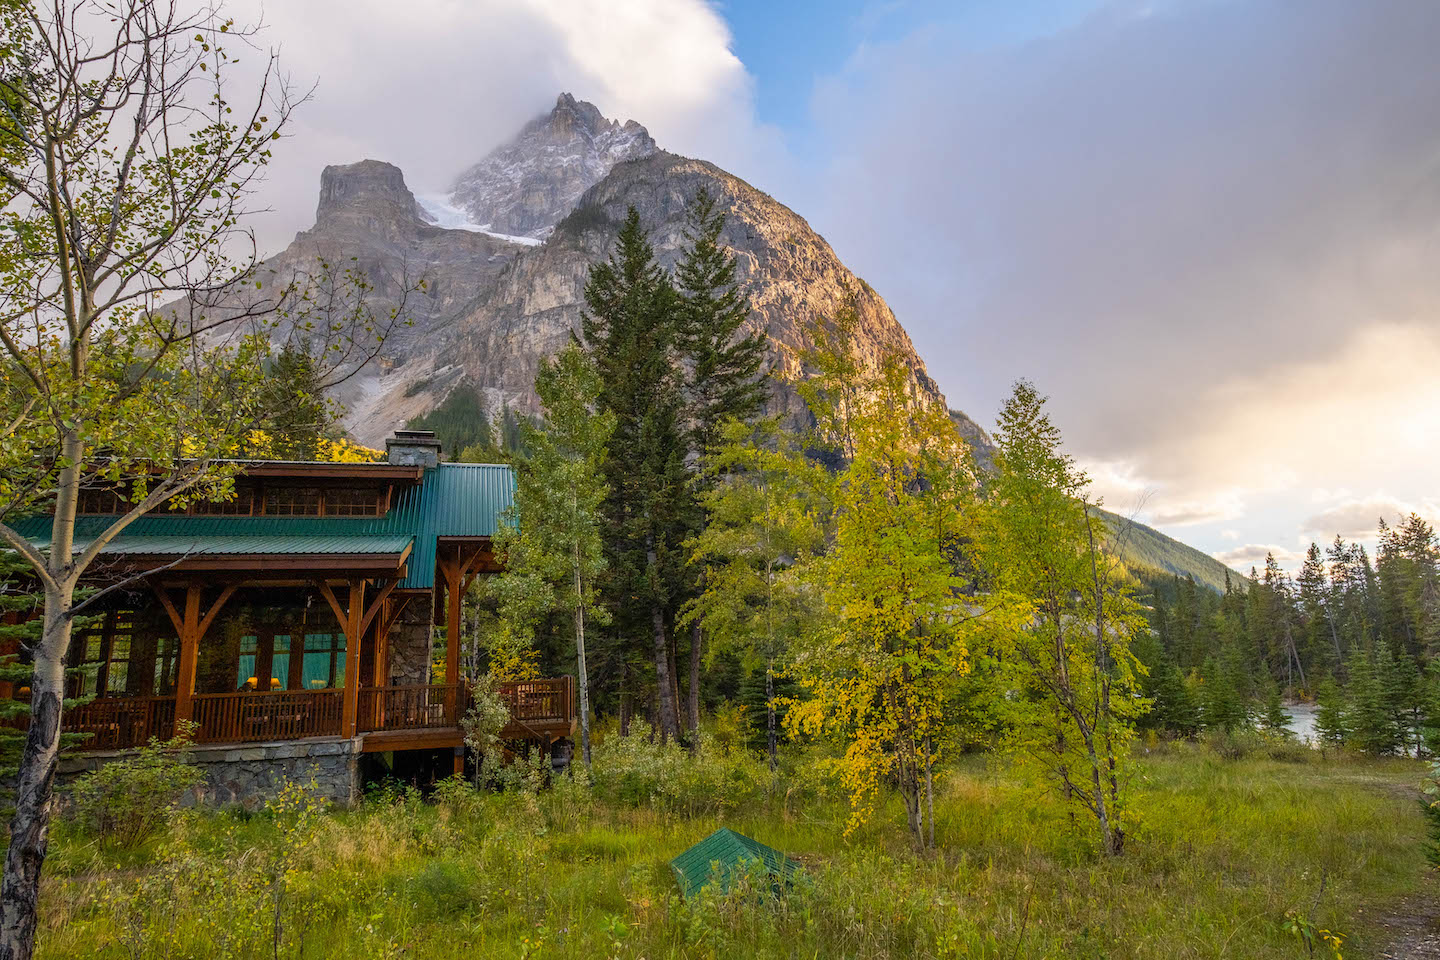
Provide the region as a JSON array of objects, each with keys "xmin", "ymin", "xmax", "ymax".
[{"xmin": 782, "ymin": 306, "xmax": 994, "ymax": 850}]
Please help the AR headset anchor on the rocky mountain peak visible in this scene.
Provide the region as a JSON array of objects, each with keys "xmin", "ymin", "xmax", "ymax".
[
  {"xmin": 446, "ymin": 93, "xmax": 657, "ymax": 239},
  {"xmin": 316, "ymin": 159, "xmax": 423, "ymax": 226}
]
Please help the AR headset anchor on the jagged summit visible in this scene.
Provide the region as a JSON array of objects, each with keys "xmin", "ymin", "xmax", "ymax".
[
  {"xmin": 445, "ymin": 93, "xmax": 657, "ymax": 239},
  {"xmin": 315, "ymin": 159, "xmax": 431, "ymax": 233}
]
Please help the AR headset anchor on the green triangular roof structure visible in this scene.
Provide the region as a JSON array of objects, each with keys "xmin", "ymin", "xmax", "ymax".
[{"xmin": 669, "ymin": 828, "xmax": 801, "ymax": 899}]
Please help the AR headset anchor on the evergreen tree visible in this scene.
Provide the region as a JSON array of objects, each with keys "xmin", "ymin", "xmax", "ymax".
[
  {"xmin": 1201, "ymin": 648, "xmax": 1249, "ymax": 733},
  {"xmin": 253, "ymin": 344, "xmax": 338, "ymax": 459},
  {"xmin": 1314, "ymin": 675, "xmax": 1349, "ymax": 750},
  {"xmin": 673, "ymin": 188, "xmax": 769, "ymax": 733},
  {"xmin": 1346, "ymin": 646, "xmax": 1399, "ymax": 755},
  {"xmin": 1298, "ymin": 542, "xmax": 1338, "ymax": 677},
  {"xmin": 1259, "ymin": 678, "xmax": 1291, "ymax": 737},
  {"xmin": 582, "ymin": 208, "xmax": 690, "ymax": 742},
  {"xmin": 1421, "ymin": 658, "xmax": 1440, "ymax": 758}
]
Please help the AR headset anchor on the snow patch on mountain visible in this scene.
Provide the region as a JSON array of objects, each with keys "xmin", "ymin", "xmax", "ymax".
[
  {"xmin": 416, "ymin": 193, "xmax": 544, "ymax": 246},
  {"xmin": 447, "ymin": 93, "xmax": 657, "ymax": 238}
]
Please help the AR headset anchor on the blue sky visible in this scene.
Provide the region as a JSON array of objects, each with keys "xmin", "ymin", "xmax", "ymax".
[{"xmin": 723, "ymin": 0, "xmax": 1107, "ymax": 132}]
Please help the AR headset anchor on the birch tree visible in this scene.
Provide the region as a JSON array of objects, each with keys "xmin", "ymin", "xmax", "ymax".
[
  {"xmin": 784, "ymin": 313, "xmax": 985, "ymax": 850},
  {"xmin": 484, "ymin": 341, "xmax": 613, "ymax": 767},
  {"xmin": 980, "ymin": 380, "xmax": 1146, "ymax": 857},
  {"xmin": 0, "ymin": 5, "xmax": 395, "ymax": 954}
]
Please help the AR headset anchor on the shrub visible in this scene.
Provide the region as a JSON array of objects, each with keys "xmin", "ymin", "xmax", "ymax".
[
  {"xmin": 69, "ymin": 730, "xmax": 204, "ymax": 848},
  {"xmin": 590, "ymin": 721, "xmax": 771, "ymax": 814}
]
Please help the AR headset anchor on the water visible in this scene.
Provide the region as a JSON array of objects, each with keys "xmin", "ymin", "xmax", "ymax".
[{"xmin": 1284, "ymin": 702, "xmax": 1318, "ymax": 744}]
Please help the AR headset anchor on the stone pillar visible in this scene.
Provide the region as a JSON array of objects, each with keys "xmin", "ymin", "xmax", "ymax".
[{"xmin": 388, "ymin": 594, "xmax": 434, "ymax": 686}]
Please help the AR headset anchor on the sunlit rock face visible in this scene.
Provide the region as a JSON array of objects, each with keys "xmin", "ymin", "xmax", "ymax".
[
  {"xmin": 447, "ymin": 93, "xmax": 657, "ymax": 240},
  {"xmin": 437, "ymin": 151, "xmax": 950, "ymax": 440},
  {"xmin": 239, "ymin": 98, "xmax": 984, "ymax": 455}
]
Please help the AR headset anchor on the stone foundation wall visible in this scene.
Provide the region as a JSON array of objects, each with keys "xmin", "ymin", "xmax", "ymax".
[
  {"xmin": 57, "ymin": 737, "xmax": 363, "ymax": 809},
  {"xmin": 389, "ymin": 593, "xmax": 434, "ymax": 685}
]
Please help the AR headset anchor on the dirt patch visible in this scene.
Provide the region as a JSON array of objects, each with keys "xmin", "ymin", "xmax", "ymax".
[{"xmin": 1377, "ymin": 878, "xmax": 1440, "ymax": 959}]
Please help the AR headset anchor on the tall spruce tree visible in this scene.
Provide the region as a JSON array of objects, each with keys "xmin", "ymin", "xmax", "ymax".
[
  {"xmin": 582, "ymin": 209, "xmax": 690, "ymax": 742},
  {"xmin": 673, "ymin": 188, "xmax": 768, "ymax": 733}
]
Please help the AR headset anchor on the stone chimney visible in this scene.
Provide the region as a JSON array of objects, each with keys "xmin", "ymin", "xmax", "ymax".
[{"xmin": 386, "ymin": 429, "xmax": 442, "ymax": 468}]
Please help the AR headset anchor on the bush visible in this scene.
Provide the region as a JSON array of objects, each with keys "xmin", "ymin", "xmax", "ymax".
[
  {"xmin": 69, "ymin": 730, "xmax": 204, "ymax": 848},
  {"xmin": 1201, "ymin": 727, "xmax": 1314, "ymax": 763},
  {"xmin": 590, "ymin": 721, "xmax": 771, "ymax": 814}
]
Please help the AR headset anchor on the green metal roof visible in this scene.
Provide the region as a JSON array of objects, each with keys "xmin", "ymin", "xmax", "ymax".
[
  {"xmin": 375, "ymin": 464, "xmax": 514, "ymax": 589},
  {"xmin": 669, "ymin": 828, "xmax": 801, "ymax": 899},
  {"xmin": 13, "ymin": 462, "xmax": 515, "ymax": 591}
]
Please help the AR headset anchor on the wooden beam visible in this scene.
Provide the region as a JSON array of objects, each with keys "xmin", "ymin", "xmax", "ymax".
[
  {"xmin": 313, "ymin": 579, "xmax": 348, "ymax": 628},
  {"xmin": 152, "ymin": 583, "xmax": 184, "ymax": 637},
  {"xmin": 196, "ymin": 583, "xmax": 239, "ymax": 638},
  {"xmin": 445, "ymin": 565, "xmax": 461, "ymax": 687},
  {"xmin": 357, "ymin": 578, "xmax": 398, "ymax": 639},
  {"xmin": 341, "ymin": 579, "xmax": 365, "ymax": 738},
  {"xmin": 174, "ymin": 583, "xmax": 202, "ymax": 725}
]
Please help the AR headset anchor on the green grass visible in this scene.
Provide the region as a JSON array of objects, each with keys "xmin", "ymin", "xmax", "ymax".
[{"xmin": 36, "ymin": 745, "xmax": 1428, "ymax": 959}]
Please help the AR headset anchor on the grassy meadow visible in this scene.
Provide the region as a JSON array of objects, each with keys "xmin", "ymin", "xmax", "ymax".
[{"xmin": 32, "ymin": 737, "xmax": 1431, "ymax": 960}]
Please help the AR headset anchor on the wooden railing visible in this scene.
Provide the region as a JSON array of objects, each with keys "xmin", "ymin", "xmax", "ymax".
[
  {"xmin": 3, "ymin": 675, "xmax": 577, "ymax": 750},
  {"xmin": 356, "ymin": 683, "xmax": 462, "ymax": 733},
  {"xmin": 189, "ymin": 689, "xmax": 344, "ymax": 743},
  {"xmin": 13, "ymin": 695, "xmax": 180, "ymax": 751},
  {"xmin": 499, "ymin": 677, "xmax": 575, "ymax": 724}
]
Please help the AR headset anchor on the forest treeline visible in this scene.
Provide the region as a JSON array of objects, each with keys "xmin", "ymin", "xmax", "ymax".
[{"xmin": 1136, "ymin": 519, "xmax": 1440, "ymax": 755}]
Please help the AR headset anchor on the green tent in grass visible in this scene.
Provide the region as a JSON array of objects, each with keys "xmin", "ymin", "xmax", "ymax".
[{"xmin": 669, "ymin": 828, "xmax": 801, "ymax": 899}]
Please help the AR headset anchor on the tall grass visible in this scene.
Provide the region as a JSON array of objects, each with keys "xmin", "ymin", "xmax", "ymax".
[{"xmin": 36, "ymin": 743, "xmax": 1427, "ymax": 959}]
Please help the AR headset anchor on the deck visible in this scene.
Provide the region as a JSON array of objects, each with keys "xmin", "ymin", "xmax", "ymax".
[{"xmin": 16, "ymin": 677, "xmax": 576, "ymax": 753}]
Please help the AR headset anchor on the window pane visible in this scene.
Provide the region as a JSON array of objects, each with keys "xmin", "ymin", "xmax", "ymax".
[
  {"xmin": 238, "ymin": 634, "xmax": 258, "ymax": 691},
  {"xmin": 263, "ymin": 486, "xmax": 320, "ymax": 516},
  {"xmin": 272, "ymin": 635, "xmax": 290, "ymax": 690}
]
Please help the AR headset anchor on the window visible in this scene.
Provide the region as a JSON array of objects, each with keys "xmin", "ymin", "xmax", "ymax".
[
  {"xmin": 262, "ymin": 486, "xmax": 320, "ymax": 516},
  {"xmin": 302, "ymin": 633, "xmax": 345, "ymax": 689},
  {"xmin": 191, "ymin": 491, "xmax": 253, "ymax": 515},
  {"xmin": 324, "ymin": 487, "xmax": 384, "ymax": 516},
  {"xmin": 77, "ymin": 487, "xmax": 128, "ymax": 514},
  {"xmin": 65, "ymin": 609, "xmax": 177, "ymax": 698}
]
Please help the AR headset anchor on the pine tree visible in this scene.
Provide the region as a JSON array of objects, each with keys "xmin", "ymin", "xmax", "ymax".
[
  {"xmin": 1347, "ymin": 646, "xmax": 1399, "ymax": 755},
  {"xmin": 1420, "ymin": 658, "xmax": 1440, "ymax": 759},
  {"xmin": 1314, "ymin": 675, "xmax": 1349, "ymax": 750},
  {"xmin": 582, "ymin": 208, "xmax": 690, "ymax": 742},
  {"xmin": 253, "ymin": 344, "xmax": 338, "ymax": 459},
  {"xmin": 1259, "ymin": 678, "xmax": 1292, "ymax": 737},
  {"xmin": 673, "ymin": 188, "xmax": 768, "ymax": 733}
]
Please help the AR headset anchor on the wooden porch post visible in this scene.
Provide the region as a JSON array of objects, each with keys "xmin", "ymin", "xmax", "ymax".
[
  {"xmin": 174, "ymin": 583, "xmax": 202, "ymax": 725},
  {"xmin": 446, "ymin": 570, "xmax": 461, "ymax": 688},
  {"xmin": 341, "ymin": 579, "xmax": 365, "ymax": 738}
]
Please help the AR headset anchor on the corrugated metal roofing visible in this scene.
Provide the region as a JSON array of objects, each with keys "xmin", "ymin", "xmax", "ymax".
[
  {"xmin": 379, "ymin": 464, "xmax": 514, "ymax": 589},
  {"xmin": 73, "ymin": 535, "xmax": 414, "ymax": 556},
  {"xmin": 14, "ymin": 462, "xmax": 515, "ymax": 591},
  {"xmin": 670, "ymin": 829, "xmax": 801, "ymax": 899}
]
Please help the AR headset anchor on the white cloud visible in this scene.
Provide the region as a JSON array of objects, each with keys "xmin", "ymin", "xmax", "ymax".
[
  {"xmin": 1213, "ymin": 544, "xmax": 1306, "ymax": 573},
  {"xmin": 219, "ymin": 0, "xmax": 784, "ymax": 254},
  {"xmin": 1302, "ymin": 494, "xmax": 1440, "ymax": 541},
  {"xmin": 797, "ymin": 0, "xmax": 1440, "ymax": 546}
]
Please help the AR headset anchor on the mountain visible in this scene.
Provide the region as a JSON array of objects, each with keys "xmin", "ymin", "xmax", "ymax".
[
  {"xmin": 445, "ymin": 93, "xmax": 657, "ymax": 240},
  {"xmin": 249, "ymin": 95, "xmax": 950, "ymax": 445},
  {"xmin": 238, "ymin": 93, "xmax": 1233, "ymax": 592},
  {"xmin": 1100, "ymin": 510, "xmax": 1240, "ymax": 594}
]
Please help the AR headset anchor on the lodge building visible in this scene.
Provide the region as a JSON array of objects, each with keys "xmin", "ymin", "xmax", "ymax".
[{"xmin": 6, "ymin": 430, "xmax": 576, "ymax": 805}]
